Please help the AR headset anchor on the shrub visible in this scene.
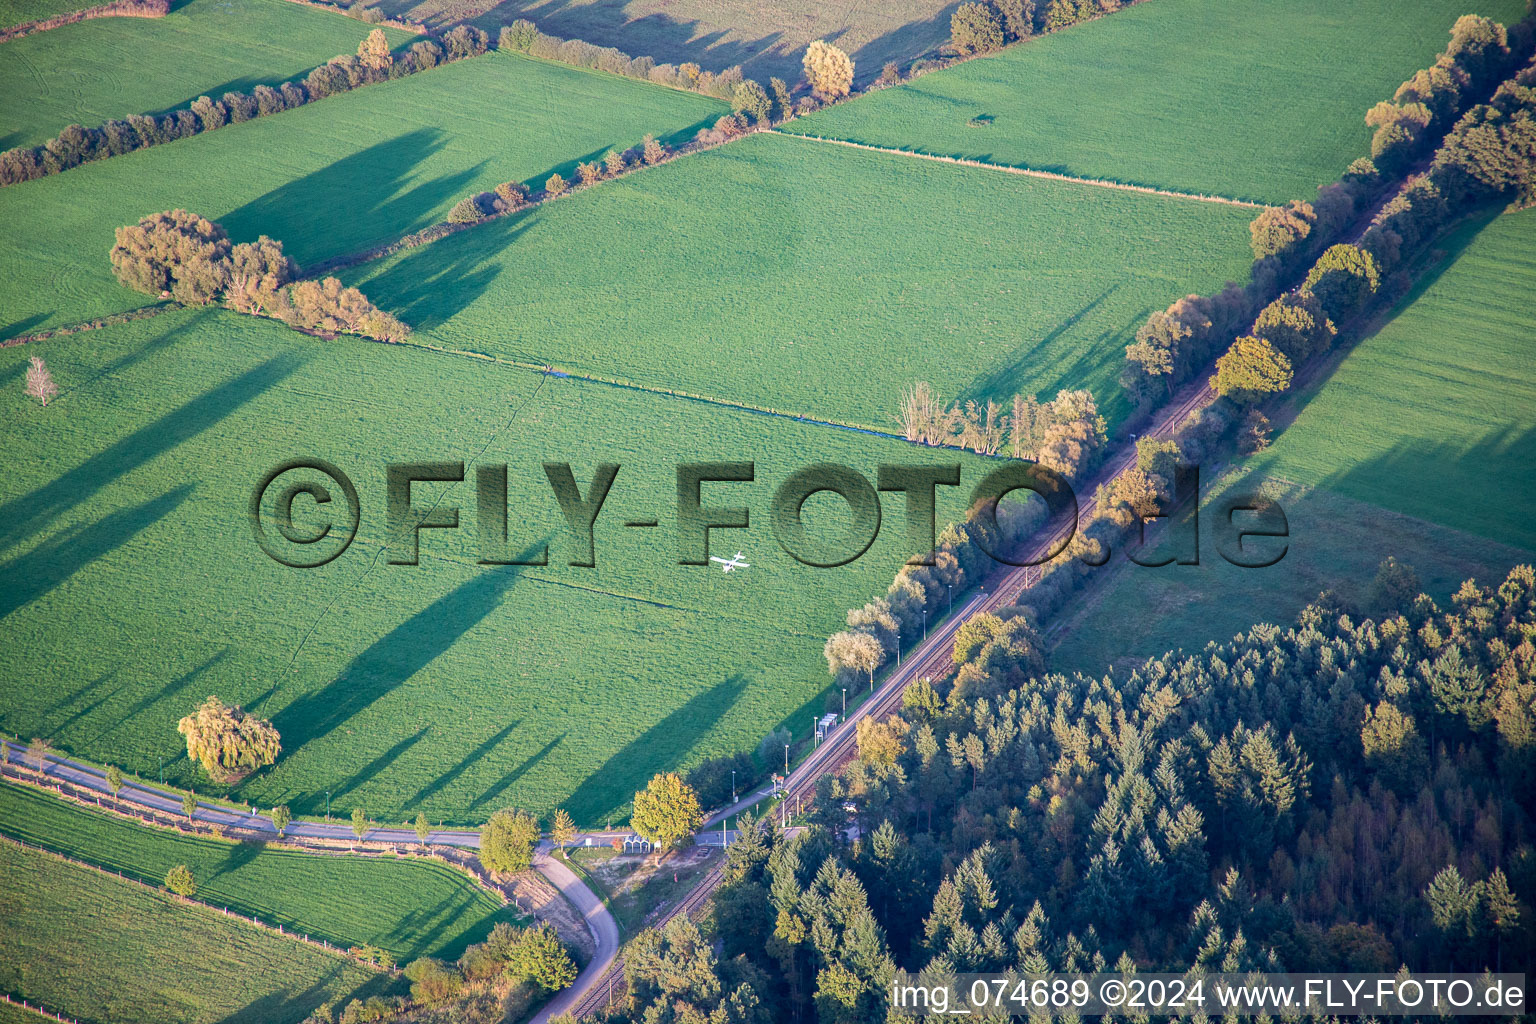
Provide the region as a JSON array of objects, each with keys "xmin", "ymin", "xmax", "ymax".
[
  {"xmin": 223, "ymin": 91, "xmax": 258, "ymax": 123},
  {"xmin": 642, "ymin": 134, "xmax": 666, "ymax": 165},
  {"xmin": 507, "ymin": 925, "xmax": 577, "ymax": 991},
  {"xmin": 408, "ymin": 39, "xmax": 443, "ymax": 70},
  {"xmin": 165, "ymin": 864, "xmax": 196, "ymax": 896},
  {"xmin": 189, "ymin": 95, "xmax": 227, "ymax": 131},
  {"xmin": 441, "ymin": 24, "xmax": 489, "ymax": 60},
  {"xmin": 404, "ymin": 958, "xmax": 463, "ymax": 1005},
  {"xmin": 733, "ymin": 79, "xmax": 772, "ymax": 123},
  {"xmin": 1248, "ymin": 199, "xmax": 1317, "ymax": 262},
  {"xmin": 803, "ymin": 40, "xmax": 853, "ymax": 99},
  {"xmin": 110, "ymin": 209, "xmax": 232, "ymax": 304},
  {"xmin": 495, "ymin": 180, "xmax": 529, "ymax": 207},
  {"xmin": 357, "ymin": 27, "xmax": 391, "ymax": 71},
  {"xmin": 877, "ymin": 61, "xmax": 902, "ymax": 86},
  {"xmin": 1212, "ymin": 336, "xmax": 1293, "ymax": 403},
  {"xmin": 499, "ymin": 18, "xmax": 537, "ymax": 52},
  {"xmin": 603, "ymin": 149, "xmax": 628, "ymax": 176},
  {"xmin": 951, "ymin": 2, "xmax": 1005, "ymax": 55},
  {"xmin": 480, "ymin": 808, "xmax": 540, "ymax": 873},
  {"xmin": 685, "ymin": 752, "xmax": 756, "ymax": 809},
  {"xmin": 576, "ymin": 160, "xmax": 602, "ymax": 185},
  {"xmin": 545, "ymin": 171, "xmax": 568, "ymax": 196},
  {"xmin": 447, "ymin": 197, "xmax": 482, "ymax": 223}
]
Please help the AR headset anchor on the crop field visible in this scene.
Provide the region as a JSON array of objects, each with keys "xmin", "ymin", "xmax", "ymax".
[
  {"xmin": 0, "ymin": 307, "xmax": 1005, "ymax": 824},
  {"xmin": 1, "ymin": 0, "xmax": 411, "ymax": 150},
  {"xmin": 0, "ymin": 50, "xmax": 726, "ymax": 338},
  {"xmin": 345, "ymin": 130, "xmax": 1256, "ymax": 431},
  {"xmin": 1051, "ymin": 209, "xmax": 1536, "ymax": 675},
  {"xmin": 787, "ymin": 0, "xmax": 1531, "ymax": 205},
  {"xmin": 0, "ymin": 781, "xmax": 518, "ymax": 959},
  {"xmin": 0, "ymin": 839, "xmax": 386, "ymax": 1024}
]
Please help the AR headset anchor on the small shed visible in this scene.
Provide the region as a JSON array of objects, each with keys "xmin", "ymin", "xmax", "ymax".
[{"xmin": 621, "ymin": 834, "xmax": 654, "ymax": 854}]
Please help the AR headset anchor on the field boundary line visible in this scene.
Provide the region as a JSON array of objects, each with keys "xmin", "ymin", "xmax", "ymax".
[{"xmin": 767, "ymin": 130, "xmax": 1272, "ymax": 209}]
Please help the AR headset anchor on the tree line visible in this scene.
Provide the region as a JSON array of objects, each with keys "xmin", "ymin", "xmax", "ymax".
[
  {"xmin": 1211, "ymin": 29, "xmax": 1536, "ymax": 410},
  {"xmin": 0, "ymin": 0, "xmax": 167, "ymax": 44},
  {"xmin": 109, "ymin": 209, "xmax": 409, "ymax": 341},
  {"xmin": 0, "ymin": 26, "xmax": 496, "ymax": 186},
  {"xmin": 600, "ymin": 561, "xmax": 1536, "ymax": 1024},
  {"xmin": 1122, "ymin": 12, "xmax": 1534, "ymax": 413},
  {"xmin": 950, "ymin": 0, "xmax": 1144, "ymax": 57}
]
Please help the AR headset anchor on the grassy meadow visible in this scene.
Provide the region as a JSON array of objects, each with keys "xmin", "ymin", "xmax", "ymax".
[
  {"xmin": 788, "ymin": 0, "xmax": 1531, "ymax": 204},
  {"xmin": 1, "ymin": 0, "xmax": 105, "ymax": 29},
  {"xmin": 1051, "ymin": 209, "xmax": 1536, "ymax": 675},
  {"xmin": 0, "ymin": 839, "xmax": 387, "ymax": 1024},
  {"xmin": 0, "ymin": 50, "xmax": 725, "ymax": 338},
  {"xmin": 0, "ymin": 307, "xmax": 1002, "ymax": 824},
  {"xmin": 1, "ymin": 0, "xmax": 411, "ymax": 149},
  {"xmin": 346, "ymin": 130, "xmax": 1256, "ymax": 430},
  {"xmin": 0, "ymin": 781, "xmax": 519, "ymax": 959}
]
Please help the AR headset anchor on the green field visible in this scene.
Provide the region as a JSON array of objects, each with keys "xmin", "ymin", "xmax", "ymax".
[
  {"xmin": 1, "ymin": 0, "xmax": 411, "ymax": 150},
  {"xmin": 0, "ymin": 839, "xmax": 386, "ymax": 1024},
  {"xmin": 0, "ymin": 781, "xmax": 518, "ymax": 959},
  {"xmin": 1051, "ymin": 209, "xmax": 1536, "ymax": 675},
  {"xmin": 0, "ymin": 50, "xmax": 725, "ymax": 338},
  {"xmin": 787, "ymin": 0, "xmax": 1531, "ymax": 205},
  {"xmin": 346, "ymin": 130, "xmax": 1256, "ymax": 430},
  {"xmin": 0, "ymin": 307, "xmax": 1002, "ymax": 824}
]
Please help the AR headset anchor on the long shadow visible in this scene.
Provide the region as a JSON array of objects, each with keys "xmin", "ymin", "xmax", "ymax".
[
  {"xmin": 213, "ymin": 967, "xmax": 392, "ymax": 1024},
  {"xmin": 961, "ymin": 284, "xmax": 1122, "ymax": 405},
  {"xmin": 0, "ymin": 484, "xmax": 195, "ymax": 619},
  {"xmin": 565, "ymin": 673, "xmax": 748, "ymax": 824},
  {"xmin": 845, "ymin": 3, "xmax": 961, "ymax": 84},
  {"xmin": 331, "ymin": 726, "xmax": 429, "ymax": 803},
  {"xmin": 2, "ymin": 312, "xmax": 48, "ymax": 341},
  {"xmin": 220, "ymin": 129, "xmax": 482, "ymax": 265},
  {"xmin": 405, "ymin": 719, "xmax": 519, "ymax": 809},
  {"xmin": 115, "ymin": 648, "xmax": 231, "ymax": 729},
  {"xmin": 272, "ymin": 543, "xmax": 548, "ymax": 755},
  {"xmin": 211, "ymin": 837, "xmax": 268, "ymax": 882},
  {"xmin": 350, "ymin": 212, "xmax": 528, "ymax": 330},
  {"xmin": 56, "ymin": 318, "xmax": 187, "ymax": 402},
  {"xmin": 0, "ymin": 346, "xmax": 301, "ymax": 553},
  {"xmin": 469, "ymin": 730, "xmax": 564, "ymax": 810}
]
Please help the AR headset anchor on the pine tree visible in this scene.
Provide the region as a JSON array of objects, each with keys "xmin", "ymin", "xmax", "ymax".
[{"xmin": 1482, "ymin": 868, "xmax": 1519, "ymax": 970}]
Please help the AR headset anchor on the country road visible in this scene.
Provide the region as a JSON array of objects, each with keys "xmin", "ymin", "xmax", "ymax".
[{"xmin": 0, "ymin": 737, "xmax": 620, "ymax": 1023}]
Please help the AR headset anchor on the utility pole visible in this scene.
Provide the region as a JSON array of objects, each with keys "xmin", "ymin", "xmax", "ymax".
[
  {"xmin": 948, "ymin": 584, "xmax": 952, "ymax": 614},
  {"xmin": 842, "ymin": 687, "xmax": 847, "ymax": 721},
  {"xmin": 784, "ymin": 743, "xmax": 789, "ymax": 775},
  {"xmin": 325, "ymin": 791, "xmax": 331, "ymax": 821},
  {"xmin": 158, "ymin": 756, "xmax": 163, "ymax": 786},
  {"xmin": 731, "ymin": 770, "xmax": 736, "ymax": 804}
]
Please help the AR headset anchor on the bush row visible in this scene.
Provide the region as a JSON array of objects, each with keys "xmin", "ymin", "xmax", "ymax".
[
  {"xmin": 0, "ymin": 0, "xmax": 167, "ymax": 43},
  {"xmin": 0, "ymin": 26, "xmax": 491, "ymax": 186},
  {"xmin": 109, "ymin": 209, "xmax": 408, "ymax": 341},
  {"xmin": 1119, "ymin": 12, "xmax": 1532, "ymax": 412},
  {"xmin": 949, "ymin": 0, "xmax": 1145, "ymax": 57},
  {"xmin": 495, "ymin": 18, "xmax": 747, "ymax": 100}
]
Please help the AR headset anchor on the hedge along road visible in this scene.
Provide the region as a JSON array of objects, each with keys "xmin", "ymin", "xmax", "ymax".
[{"xmin": 0, "ymin": 738, "xmax": 617, "ymax": 1021}]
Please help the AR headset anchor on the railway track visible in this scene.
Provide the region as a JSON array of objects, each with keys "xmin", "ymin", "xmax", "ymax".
[{"xmin": 567, "ymin": 371, "xmax": 1217, "ymax": 1018}]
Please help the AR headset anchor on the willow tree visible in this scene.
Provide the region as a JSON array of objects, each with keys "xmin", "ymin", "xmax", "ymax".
[{"xmin": 177, "ymin": 695, "xmax": 280, "ymax": 782}]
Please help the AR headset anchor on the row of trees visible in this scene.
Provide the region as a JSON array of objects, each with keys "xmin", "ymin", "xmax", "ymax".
[
  {"xmin": 951, "ymin": 0, "xmax": 1139, "ymax": 57},
  {"xmin": 676, "ymin": 562, "xmax": 1536, "ymax": 1024},
  {"xmin": 897, "ymin": 383, "xmax": 1109, "ymax": 477},
  {"xmin": 109, "ymin": 210, "xmax": 408, "ymax": 341},
  {"xmin": 0, "ymin": 28, "xmax": 492, "ymax": 186},
  {"xmin": 497, "ymin": 18, "xmax": 752, "ymax": 100},
  {"xmin": 446, "ymin": 134, "xmax": 672, "ymax": 225},
  {"xmin": 1122, "ymin": 12, "xmax": 1531, "ymax": 413},
  {"xmin": 0, "ymin": 0, "xmax": 168, "ymax": 43},
  {"xmin": 1212, "ymin": 43, "xmax": 1536, "ymax": 408}
]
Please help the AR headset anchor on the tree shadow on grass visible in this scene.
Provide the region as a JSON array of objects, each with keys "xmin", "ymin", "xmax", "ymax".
[
  {"xmin": 0, "ymin": 345, "xmax": 301, "ymax": 553},
  {"xmin": 0, "ymin": 483, "xmax": 195, "ymax": 620},
  {"xmin": 273, "ymin": 543, "xmax": 548, "ymax": 761},
  {"xmin": 220, "ymin": 128, "xmax": 484, "ymax": 266},
  {"xmin": 213, "ymin": 967, "xmax": 393, "ymax": 1024},
  {"xmin": 353, "ymin": 212, "xmax": 529, "ymax": 331},
  {"xmin": 210, "ymin": 836, "xmax": 267, "ymax": 883},
  {"xmin": 331, "ymin": 726, "xmax": 429, "ymax": 804},
  {"xmin": 405, "ymin": 719, "xmax": 518, "ymax": 810},
  {"xmin": 468, "ymin": 730, "xmax": 564, "ymax": 811},
  {"xmin": 564, "ymin": 673, "xmax": 748, "ymax": 824},
  {"xmin": 960, "ymin": 284, "xmax": 1123, "ymax": 406}
]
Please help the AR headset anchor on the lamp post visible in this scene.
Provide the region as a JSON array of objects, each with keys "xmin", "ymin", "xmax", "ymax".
[
  {"xmin": 731, "ymin": 770, "xmax": 737, "ymax": 804},
  {"xmin": 325, "ymin": 791, "xmax": 331, "ymax": 822},
  {"xmin": 842, "ymin": 687, "xmax": 847, "ymax": 721},
  {"xmin": 923, "ymin": 608, "xmax": 927, "ymax": 635},
  {"xmin": 784, "ymin": 743, "xmax": 789, "ymax": 775},
  {"xmin": 948, "ymin": 584, "xmax": 952, "ymax": 614}
]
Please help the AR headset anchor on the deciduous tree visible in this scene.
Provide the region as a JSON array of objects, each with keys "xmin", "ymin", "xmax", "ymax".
[
  {"xmin": 177, "ymin": 696, "xmax": 280, "ymax": 782},
  {"xmin": 272, "ymin": 804, "xmax": 291, "ymax": 836},
  {"xmin": 551, "ymin": 808, "xmax": 577, "ymax": 857},
  {"xmin": 803, "ymin": 40, "xmax": 853, "ymax": 99},
  {"xmin": 481, "ymin": 807, "xmax": 540, "ymax": 873},
  {"xmin": 631, "ymin": 772, "xmax": 703, "ymax": 850},
  {"xmin": 25, "ymin": 356, "xmax": 58, "ymax": 406},
  {"xmin": 951, "ymin": 2, "xmax": 1004, "ymax": 54},
  {"xmin": 1212, "ymin": 336, "xmax": 1292, "ymax": 402},
  {"xmin": 165, "ymin": 863, "xmax": 196, "ymax": 896}
]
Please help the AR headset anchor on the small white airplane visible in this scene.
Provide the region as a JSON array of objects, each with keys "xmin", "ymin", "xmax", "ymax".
[{"xmin": 709, "ymin": 551, "xmax": 750, "ymax": 573}]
